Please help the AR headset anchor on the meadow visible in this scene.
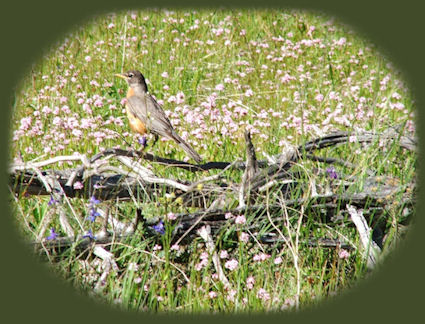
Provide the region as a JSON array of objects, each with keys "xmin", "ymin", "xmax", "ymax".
[{"xmin": 9, "ymin": 9, "xmax": 415, "ymax": 312}]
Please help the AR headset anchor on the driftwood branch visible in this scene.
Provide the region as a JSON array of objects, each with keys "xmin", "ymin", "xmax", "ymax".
[
  {"xmin": 12, "ymin": 127, "xmax": 415, "ymax": 256},
  {"xmin": 10, "ymin": 128, "xmax": 415, "ymax": 202}
]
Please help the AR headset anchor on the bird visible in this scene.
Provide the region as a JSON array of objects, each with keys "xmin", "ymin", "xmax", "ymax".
[{"xmin": 115, "ymin": 70, "xmax": 202, "ymax": 163}]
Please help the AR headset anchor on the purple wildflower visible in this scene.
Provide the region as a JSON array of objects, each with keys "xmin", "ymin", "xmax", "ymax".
[
  {"xmin": 153, "ymin": 220, "xmax": 165, "ymax": 235},
  {"xmin": 46, "ymin": 228, "xmax": 58, "ymax": 240},
  {"xmin": 326, "ymin": 167, "xmax": 338, "ymax": 179},
  {"xmin": 89, "ymin": 196, "xmax": 101, "ymax": 205},
  {"xmin": 83, "ymin": 229, "xmax": 95, "ymax": 240},
  {"xmin": 48, "ymin": 196, "xmax": 57, "ymax": 206},
  {"xmin": 88, "ymin": 207, "xmax": 100, "ymax": 222},
  {"xmin": 87, "ymin": 196, "xmax": 101, "ymax": 222},
  {"xmin": 138, "ymin": 135, "xmax": 148, "ymax": 146}
]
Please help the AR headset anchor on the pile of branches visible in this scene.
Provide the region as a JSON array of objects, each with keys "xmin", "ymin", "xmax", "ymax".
[{"xmin": 10, "ymin": 126, "xmax": 415, "ymax": 269}]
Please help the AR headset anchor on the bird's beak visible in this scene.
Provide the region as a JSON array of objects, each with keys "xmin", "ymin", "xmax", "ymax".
[{"xmin": 114, "ymin": 73, "xmax": 127, "ymax": 80}]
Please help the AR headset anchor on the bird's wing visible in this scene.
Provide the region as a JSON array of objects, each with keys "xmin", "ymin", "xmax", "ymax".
[{"xmin": 127, "ymin": 94, "xmax": 175, "ymax": 138}]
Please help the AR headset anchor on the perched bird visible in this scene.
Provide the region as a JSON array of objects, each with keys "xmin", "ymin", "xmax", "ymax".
[{"xmin": 115, "ymin": 70, "xmax": 202, "ymax": 163}]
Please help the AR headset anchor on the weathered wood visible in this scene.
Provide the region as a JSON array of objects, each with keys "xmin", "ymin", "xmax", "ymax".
[{"xmin": 11, "ymin": 127, "xmax": 415, "ymax": 255}]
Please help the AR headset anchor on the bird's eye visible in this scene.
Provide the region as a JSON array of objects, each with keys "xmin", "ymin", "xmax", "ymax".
[{"xmin": 128, "ymin": 73, "xmax": 134, "ymax": 78}]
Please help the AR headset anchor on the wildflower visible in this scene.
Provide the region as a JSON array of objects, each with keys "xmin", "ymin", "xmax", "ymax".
[
  {"xmin": 88, "ymin": 207, "xmax": 100, "ymax": 222},
  {"xmin": 152, "ymin": 220, "xmax": 165, "ymax": 235},
  {"xmin": 176, "ymin": 91, "xmax": 185, "ymax": 104},
  {"xmin": 93, "ymin": 182, "xmax": 102, "ymax": 190},
  {"xmin": 349, "ymin": 135, "xmax": 357, "ymax": 143},
  {"xmin": 167, "ymin": 95, "xmax": 176, "ymax": 103},
  {"xmin": 170, "ymin": 244, "xmax": 180, "ymax": 251},
  {"xmin": 219, "ymin": 250, "xmax": 229, "ymax": 259},
  {"xmin": 253, "ymin": 253, "xmax": 271, "ymax": 262},
  {"xmin": 84, "ymin": 55, "xmax": 92, "ymax": 62},
  {"xmin": 215, "ymin": 83, "xmax": 225, "ymax": 91},
  {"xmin": 257, "ymin": 288, "xmax": 270, "ymax": 301},
  {"xmin": 200, "ymin": 252, "xmax": 209, "ymax": 260},
  {"xmin": 71, "ymin": 129, "xmax": 82, "ymax": 138},
  {"xmin": 208, "ymin": 291, "xmax": 217, "ymax": 299},
  {"xmin": 224, "ymin": 212, "xmax": 233, "ymax": 219},
  {"xmin": 89, "ymin": 196, "xmax": 100, "ymax": 205},
  {"xmin": 239, "ymin": 232, "xmax": 249, "ymax": 243},
  {"xmin": 274, "ymin": 256, "xmax": 283, "ymax": 265},
  {"xmin": 166, "ymin": 212, "xmax": 177, "ymax": 221},
  {"xmin": 46, "ymin": 228, "xmax": 58, "ymax": 240},
  {"xmin": 246, "ymin": 276, "xmax": 255, "ymax": 290},
  {"xmin": 235, "ymin": 215, "xmax": 246, "ymax": 225},
  {"xmin": 83, "ymin": 230, "xmax": 95, "ymax": 239},
  {"xmin": 19, "ymin": 117, "xmax": 32, "ymax": 131},
  {"xmin": 226, "ymin": 289, "xmax": 237, "ymax": 302},
  {"xmin": 134, "ymin": 277, "xmax": 142, "ymax": 284},
  {"xmin": 391, "ymin": 92, "xmax": 402, "ymax": 100},
  {"xmin": 82, "ymin": 103, "xmax": 92, "ymax": 114},
  {"xmin": 153, "ymin": 244, "xmax": 162, "ymax": 251},
  {"xmin": 339, "ymin": 249, "xmax": 350, "ymax": 259},
  {"xmin": 225, "ymin": 259, "xmax": 238, "ymax": 271},
  {"xmin": 244, "ymin": 89, "xmax": 254, "ymax": 97},
  {"xmin": 336, "ymin": 37, "xmax": 347, "ymax": 46},
  {"xmin": 282, "ymin": 297, "xmax": 296, "ymax": 309},
  {"xmin": 315, "ymin": 93, "xmax": 324, "ymax": 102},
  {"xmin": 48, "ymin": 195, "xmax": 58, "ymax": 206},
  {"xmin": 93, "ymin": 98, "xmax": 103, "ymax": 107},
  {"xmin": 138, "ymin": 135, "xmax": 148, "ymax": 146},
  {"xmin": 326, "ymin": 167, "xmax": 338, "ymax": 179},
  {"xmin": 195, "ymin": 258, "xmax": 208, "ymax": 271},
  {"xmin": 128, "ymin": 263, "xmax": 139, "ymax": 271}
]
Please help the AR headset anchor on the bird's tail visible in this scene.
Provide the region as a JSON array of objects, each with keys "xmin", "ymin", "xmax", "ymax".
[{"xmin": 172, "ymin": 132, "xmax": 202, "ymax": 163}]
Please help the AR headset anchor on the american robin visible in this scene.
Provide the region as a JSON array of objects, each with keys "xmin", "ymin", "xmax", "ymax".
[{"xmin": 115, "ymin": 70, "xmax": 202, "ymax": 163}]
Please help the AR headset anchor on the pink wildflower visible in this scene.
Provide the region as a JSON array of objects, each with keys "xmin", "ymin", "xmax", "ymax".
[
  {"xmin": 224, "ymin": 259, "xmax": 238, "ymax": 271},
  {"xmin": 338, "ymin": 249, "xmax": 350, "ymax": 259},
  {"xmin": 226, "ymin": 289, "xmax": 237, "ymax": 302},
  {"xmin": 219, "ymin": 250, "xmax": 229, "ymax": 259},
  {"xmin": 170, "ymin": 244, "xmax": 180, "ymax": 251},
  {"xmin": 246, "ymin": 276, "xmax": 255, "ymax": 290},
  {"xmin": 235, "ymin": 215, "xmax": 246, "ymax": 225},
  {"xmin": 239, "ymin": 232, "xmax": 249, "ymax": 243},
  {"xmin": 253, "ymin": 253, "xmax": 271, "ymax": 262},
  {"xmin": 257, "ymin": 288, "xmax": 270, "ymax": 301},
  {"xmin": 274, "ymin": 256, "xmax": 283, "ymax": 265},
  {"xmin": 225, "ymin": 212, "xmax": 234, "ymax": 219},
  {"xmin": 315, "ymin": 93, "xmax": 324, "ymax": 102},
  {"xmin": 215, "ymin": 83, "xmax": 224, "ymax": 91},
  {"xmin": 166, "ymin": 212, "xmax": 177, "ymax": 221}
]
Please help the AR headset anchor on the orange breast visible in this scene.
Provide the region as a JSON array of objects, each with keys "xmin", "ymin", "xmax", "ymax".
[
  {"xmin": 126, "ymin": 107, "xmax": 147, "ymax": 134},
  {"xmin": 126, "ymin": 87, "xmax": 135, "ymax": 98}
]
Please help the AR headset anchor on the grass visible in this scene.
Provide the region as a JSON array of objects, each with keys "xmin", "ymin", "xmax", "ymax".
[{"xmin": 10, "ymin": 9, "xmax": 415, "ymax": 313}]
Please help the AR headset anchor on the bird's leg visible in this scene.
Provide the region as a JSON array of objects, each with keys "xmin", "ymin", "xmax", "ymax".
[{"xmin": 152, "ymin": 134, "xmax": 159, "ymax": 147}]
